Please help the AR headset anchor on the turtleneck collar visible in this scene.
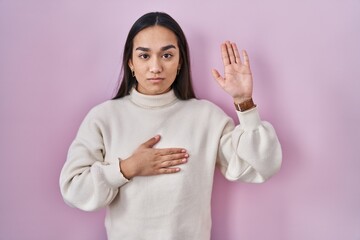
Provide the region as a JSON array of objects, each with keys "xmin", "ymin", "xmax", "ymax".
[{"xmin": 129, "ymin": 88, "xmax": 179, "ymax": 109}]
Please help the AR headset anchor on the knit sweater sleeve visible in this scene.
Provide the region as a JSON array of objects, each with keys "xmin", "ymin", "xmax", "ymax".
[
  {"xmin": 217, "ymin": 107, "xmax": 282, "ymax": 183},
  {"xmin": 59, "ymin": 109, "xmax": 129, "ymax": 211}
]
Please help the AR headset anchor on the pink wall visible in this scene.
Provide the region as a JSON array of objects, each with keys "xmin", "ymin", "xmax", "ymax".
[{"xmin": 1, "ymin": 0, "xmax": 359, "ymax": 239}]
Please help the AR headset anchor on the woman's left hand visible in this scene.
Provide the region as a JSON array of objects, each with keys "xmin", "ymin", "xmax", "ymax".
[{"xmin": 212, "ymin": 41, "xmax": 253, "ymax": 103}]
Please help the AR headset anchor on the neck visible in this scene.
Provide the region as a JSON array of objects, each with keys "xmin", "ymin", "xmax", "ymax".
[{"xmin": 129, "ymin": 87, "xmax": 178, "ymax": 109}]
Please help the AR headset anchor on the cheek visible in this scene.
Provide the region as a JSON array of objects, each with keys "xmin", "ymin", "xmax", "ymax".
[
  {"xmin": 133, "ymin": 61, "xmax": 147, "ymax": 73},
  {"xmin": 168, "ymin": 61, "xmax": 180, "ymax": 73}
]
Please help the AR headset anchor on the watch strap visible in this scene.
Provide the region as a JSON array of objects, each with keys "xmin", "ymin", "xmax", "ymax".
[{"xmin": 234, "ymin": 98, "xmax": 256, "ymax": 112}]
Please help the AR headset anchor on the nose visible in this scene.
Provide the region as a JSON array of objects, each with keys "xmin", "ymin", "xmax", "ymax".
[{"xmin": 149, "ymin": 57, "xmax": 162, "ymax": 74}]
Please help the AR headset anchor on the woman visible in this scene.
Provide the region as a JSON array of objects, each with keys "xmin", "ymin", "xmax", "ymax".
[{"xmin": 60, "ymin": 12, "xmax": 282, "ymax": 240}]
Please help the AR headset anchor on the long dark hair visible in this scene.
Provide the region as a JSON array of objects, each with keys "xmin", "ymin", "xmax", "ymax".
[{"xmin": 112, "ymin": 12, "xmax": 196, "ymax": 100}]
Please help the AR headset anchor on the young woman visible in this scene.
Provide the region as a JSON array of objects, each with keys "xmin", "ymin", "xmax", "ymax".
[{"xmin": 60, "ymin": 12, "xmax": 282, "ymax": 240}]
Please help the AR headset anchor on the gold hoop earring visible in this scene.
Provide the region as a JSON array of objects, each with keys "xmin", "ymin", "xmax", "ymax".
[
  {"xmin": 177, "ymin": 68, "xmax": 181, "ymax": 75},
  {"xmin": 131, "ymin": 70, "xmax": 135, "ymax": 77}
]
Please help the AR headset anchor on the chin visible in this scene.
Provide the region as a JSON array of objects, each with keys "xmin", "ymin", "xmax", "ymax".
[{"xmin": 138, "ymin": 85, "xmax": 172, "ymax": 95}]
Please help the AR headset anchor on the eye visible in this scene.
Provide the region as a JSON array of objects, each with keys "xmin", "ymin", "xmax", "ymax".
[
  {"xmin": 163, "ymin": 53, "xmax": 173, "ymax": 59},
  {"xmin": 139, "ymin": 53, "xmax": 149, "ymax": 60}
]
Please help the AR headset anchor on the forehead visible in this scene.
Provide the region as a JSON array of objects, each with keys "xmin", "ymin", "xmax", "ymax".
[{"xmin": 133, "ymin": 26, "xmax": 178, "ymax": 50}]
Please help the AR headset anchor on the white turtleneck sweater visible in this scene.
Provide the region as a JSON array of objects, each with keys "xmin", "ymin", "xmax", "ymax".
[{"xmin": 60, "ymin": 88, "xmax": 282, "ymax": 240}]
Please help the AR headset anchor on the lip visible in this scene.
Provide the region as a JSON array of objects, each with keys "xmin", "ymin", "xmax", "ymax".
[{"xmin": 147, "ymin": 77, "xmax": 165, "ymax": 83}]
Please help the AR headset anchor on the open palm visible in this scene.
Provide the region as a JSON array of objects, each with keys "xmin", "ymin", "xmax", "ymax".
[{"xmin": 212, "ymin": 41, "xmax": 253, "ymax": 103}]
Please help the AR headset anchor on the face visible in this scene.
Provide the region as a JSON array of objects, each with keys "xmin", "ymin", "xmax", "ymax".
[{"xmin": 128, "ymin": 26, "xmax": 181, "ymax": 95}]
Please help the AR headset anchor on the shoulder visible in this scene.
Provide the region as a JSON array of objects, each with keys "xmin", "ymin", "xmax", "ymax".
[
  {"xmin": 180, "ymin": 98, "xmax": 229, "ymax": 119},
  {"xmin": 90, "ymin": 97, "xmax": 129, "ymax": 114},
  {"xmin": 83, "ymin": 97, "xmax": 130, "ymax": 122},
  {"xmin": 185, "ymin": 98, "xmax": 224, "ymax": 111}
]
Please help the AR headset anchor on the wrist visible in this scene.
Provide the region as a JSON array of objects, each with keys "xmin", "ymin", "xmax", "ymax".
[
  {"xmin": 233, "ymin": 95, "xmax": 252, "ymax": 103},
  {"xmin": 119, "ymin": 159, "xmax": 136, "ymax": 180}
]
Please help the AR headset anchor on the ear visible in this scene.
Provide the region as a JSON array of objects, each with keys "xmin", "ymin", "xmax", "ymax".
[
  {"xmin": 128, "ymin": 59, "xmax": 133, "ymax": 70},
  {"xmin": 178, "ymin": 58, "xmax": 182, "ymax": 70}
]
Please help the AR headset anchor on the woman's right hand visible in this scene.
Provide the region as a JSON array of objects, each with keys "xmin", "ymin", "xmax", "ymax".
[{"xmin": 119, "ymin": 135, "xmax": 189, "ymax": 179}]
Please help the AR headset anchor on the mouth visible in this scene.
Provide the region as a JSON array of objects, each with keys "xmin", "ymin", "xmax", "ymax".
[{"xmin": 147, "ymin": 78, "xmax": 165, "ymax": 83}]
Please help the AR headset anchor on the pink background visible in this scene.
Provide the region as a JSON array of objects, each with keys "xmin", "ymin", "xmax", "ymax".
[{"xmin": 1, "ymin": 0, "xmax": 359, "ymax": 239}]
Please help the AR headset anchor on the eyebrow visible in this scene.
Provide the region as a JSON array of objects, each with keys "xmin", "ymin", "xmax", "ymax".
[{"xmin": 135, "ymin": 44, "xmax": 177, "ymax": 52}]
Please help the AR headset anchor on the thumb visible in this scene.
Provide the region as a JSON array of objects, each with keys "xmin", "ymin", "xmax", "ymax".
[
  {"xmin": 211, "ymin": 69, "xmax": 225, "ymax": 87},
  {"xmin": 141, "ymin": 135, "xmax": 161, "ymax": 148}
]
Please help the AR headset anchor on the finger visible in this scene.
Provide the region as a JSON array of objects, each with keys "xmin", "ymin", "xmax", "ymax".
[
  {"xmin": 157, "ymin": 148, "xmax": 187, "ymax": 156},
  {"xmin": 226, "ymin": 41, "xmax": 236, "ymax": 64},
  {"xmin": 141, "ymin": 135, "xmax": 161, "ymax": 148},
  {"xmin": 161, "ymin": 158, "xmax": 187, "ymax": 168},
  {"xmin": 158, "ymin": 167, "xmax": 181, "ymax": 174},
  {"xmin": 242, "ymin": 50, "xmax": 250, "ymax": 67},
  {"xmin": 232, "ymin": 43, "xmax": 242, "ymax": 65},
  {"xmin": 160, "ymin": 152, "xmax": 189, "ymax": 161},
  {"xmin": 220, "ymin": 42, "xmax": 230, "ymax": 66},
  {"xmin": 211, "ymin": 69, "xmax": 225, "ymax": 87}
]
